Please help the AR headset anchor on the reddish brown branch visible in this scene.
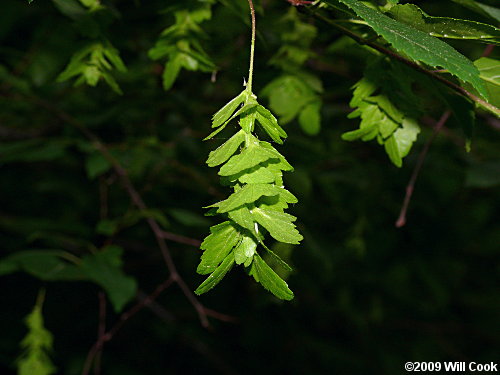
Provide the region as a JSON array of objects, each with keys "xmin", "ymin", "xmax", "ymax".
[
  {"xmin": 395, "ymin": 111, "xmax": 451, "ymax": 228},
  {"xmin": 310, "ymin": 11, "xmax": 500, "ymax": 117},
  {"xmin": 30, "ymin": 97, "xmax": 212, "ymax": 324},
  {"xmin": 81, "ymin": 278, "xmax": 175, "ymax": 375}
]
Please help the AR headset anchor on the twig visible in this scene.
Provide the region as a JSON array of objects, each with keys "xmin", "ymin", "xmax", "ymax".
[
  {"xmin": 31, "ymin": 96, "xmax": 211, "ymax": 327},
  {"xmin": 395, "ymin": 111, "xmax": 451, "ymax": 228},
  {"xmin": 159, "ymin": 230, "xmax": 202, "ymax": 247},
  {"xmin": 81, "ymin": 278, "xmax": 175, "ymax": 375},
  {"xmin": 481, "ymin": 45, "xmax": 495, "ymax": 58},
  {"xmin": 308, "ymin": 11, "xmax": 500, "ymax": 117},
  {"xmin": 92, "ymin": 293, "xmax": 107, "ymax": 375}
]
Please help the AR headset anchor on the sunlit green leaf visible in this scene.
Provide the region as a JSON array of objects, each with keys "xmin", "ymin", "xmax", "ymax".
[
  {"xmin": 195, "ymin": 253, "xmax": 235, "ymax": 295},
  {"xmin": 198, "ymin": 222, "xmax": 240, "ymax": 274},
  {"xmin": 207, "ymin": 129, "xmax": 246, "ymax": 167},
  {"xmin": 252, "ymin": 207, "xmax": 302, "ymax": 245},
  {"xmin": 250, "ymin": 254, "xmax": 294, "ymax": 300}
]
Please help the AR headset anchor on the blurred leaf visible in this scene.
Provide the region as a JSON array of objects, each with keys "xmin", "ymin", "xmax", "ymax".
[
  {"xmin": 17, "ymin": 292, "xmax": 56, "ymax": 375},
  {"xmin": 0, "ymin": 250, "xmax": 83, "ymax": 280},
  {"xmin": 58, "ymin": 42, "xmax": 126, "ymax": 94},
  {"xmin": 167, "ymin": 208, "xmax": 211, "ymax": 227},
  {"xmin": 298, "ymin": 100, "xmax": 322, "ymax": 136},
  {"xmin": 451, "ymin": 0, "xmax": 500, "ymax": 22},
  {"xmin": 465, "ymin": 160, "xmax": 500, "ymax": 187},
  {"xmin": 85, "ymin": 153, "xmax": 111, "ymax": 179},
  {"xmin": 0, "ymin": 139, "xmax": 70, "ymax": 164},
  {"xmin": 81, "ymin": 246, "xmax": 137, "ymax": 312}
]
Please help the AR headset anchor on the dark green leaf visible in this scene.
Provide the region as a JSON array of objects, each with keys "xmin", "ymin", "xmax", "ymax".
[
  {"xmin": 0, "ymin": 250, "xmax": 83, "ymax": 281},
  {"xmin": 81, "ymin": 246, "xmax": 137, "ymax": 312},
  {"xmin": 328, "ymin": 0, "xmax": 489, "ymax": 99}
]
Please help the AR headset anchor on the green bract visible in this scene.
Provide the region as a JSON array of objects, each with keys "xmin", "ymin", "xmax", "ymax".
[{"xmin": 196, "ymin": 86, "xmax": 302, "ymax": 300}]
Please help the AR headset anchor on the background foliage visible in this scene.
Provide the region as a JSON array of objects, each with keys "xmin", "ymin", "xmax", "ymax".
[{"xmin": 1, "ymin": 0, "xmax": 499, "ymax": 374}]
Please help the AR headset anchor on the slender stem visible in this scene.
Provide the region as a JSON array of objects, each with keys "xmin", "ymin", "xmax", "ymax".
[
  {"xmin": 395, "ymin": 111, "xmax": 451, "ymax": 228},
  {"xmin": 246, "ymin": 0, "xmax": 256, "ymax": 93}
]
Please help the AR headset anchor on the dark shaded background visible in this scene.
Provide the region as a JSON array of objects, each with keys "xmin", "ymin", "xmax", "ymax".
[{"xmin": 1, "ymin": 0, "xmax": 499, "ymax": 374}]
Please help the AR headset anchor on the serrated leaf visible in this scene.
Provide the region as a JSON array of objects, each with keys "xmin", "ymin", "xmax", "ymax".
[
  {"xmin": 388, "ymin": 4, "xmax": 500, "ymax": 45},
  {"xmin": 250, "ymin": 254, "xmax": 294, "ymax": 300},
  {"xmin": 252, "ymin": 207, "xmax": 303, "ymax": 245},
  {"xmin": 259, "ymin": 142, "xmax": 294, "ymax": 172},
  {"xmin": 234, "ymin": 235, "xmax": 257, "ymax": 265},
  {"xmin": 198, "ymin": 222, "xmax": 240, "ymax": 274},
  {"xmin": 207, "ymin": 129, "xmax": 246, "ymax": 167},
  {"xmin": 257, "ymin": 194, "xmax": 290, "ymax": 212},
  {"xmin": 237, "ymin": 164, "xmax": 278, "ymax": 184},
  {"xmin": 298, "ymin": 100, "xmax": 321, "ymax": 136},
  {"xmin": 341, "ymin": 122, "xmax": 378, "ymax": 141},
  {"xmin": 215, "ymin": 184, "xmax": 297, "ymax": 213},
  {"xmin": 255, "ymin": 105, "xmax": 288, "ymax": 144},
  {"xmin": 81, "ymin": 246, "xmax": 137, "ymax": 312},
  {"xmin": 195, "ymin": 253, "xmax": 235, "ymax": 295},
  {"xmin": 218, "ymin": 143, "xmax": 278, "ymax": 176},
  {"xmin": 228, "ymin": 205, "xmax": 255, "ymax": 233},
  {"xmin": 327, "ymin": 0, "xmax": 489, "ymax": 99},
  {"xmin": 384, "ymin": 118, "xmax": 420, "ymax": 167},
  {"xmin": 212, "ymin": 90, "xmax": 246, "ymax": 127},
  {"xmin": 384, "ymin": 134, "xmax": 402, "ymax": 167}
]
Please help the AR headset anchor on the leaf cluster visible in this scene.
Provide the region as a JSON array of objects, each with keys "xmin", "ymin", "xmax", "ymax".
[
  {"xmin": 16, "ymin": 294, "xmax": 56, "ymax": 375},
  {"xmin": 196, "ymin": 87, "xmax": 302, "ymax": 300},
  {"xmin": 261, "ymin": 8, "xmax": 323, "ymax": 136},
  {"xmin": 148, "ymin": 2, "xmax": 216, "ymax": 90}
]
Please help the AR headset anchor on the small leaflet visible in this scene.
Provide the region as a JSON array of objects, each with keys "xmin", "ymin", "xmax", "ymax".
[{"xmin": 250, "ymin": 254, "xmax": 294, "ymax": 301}]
